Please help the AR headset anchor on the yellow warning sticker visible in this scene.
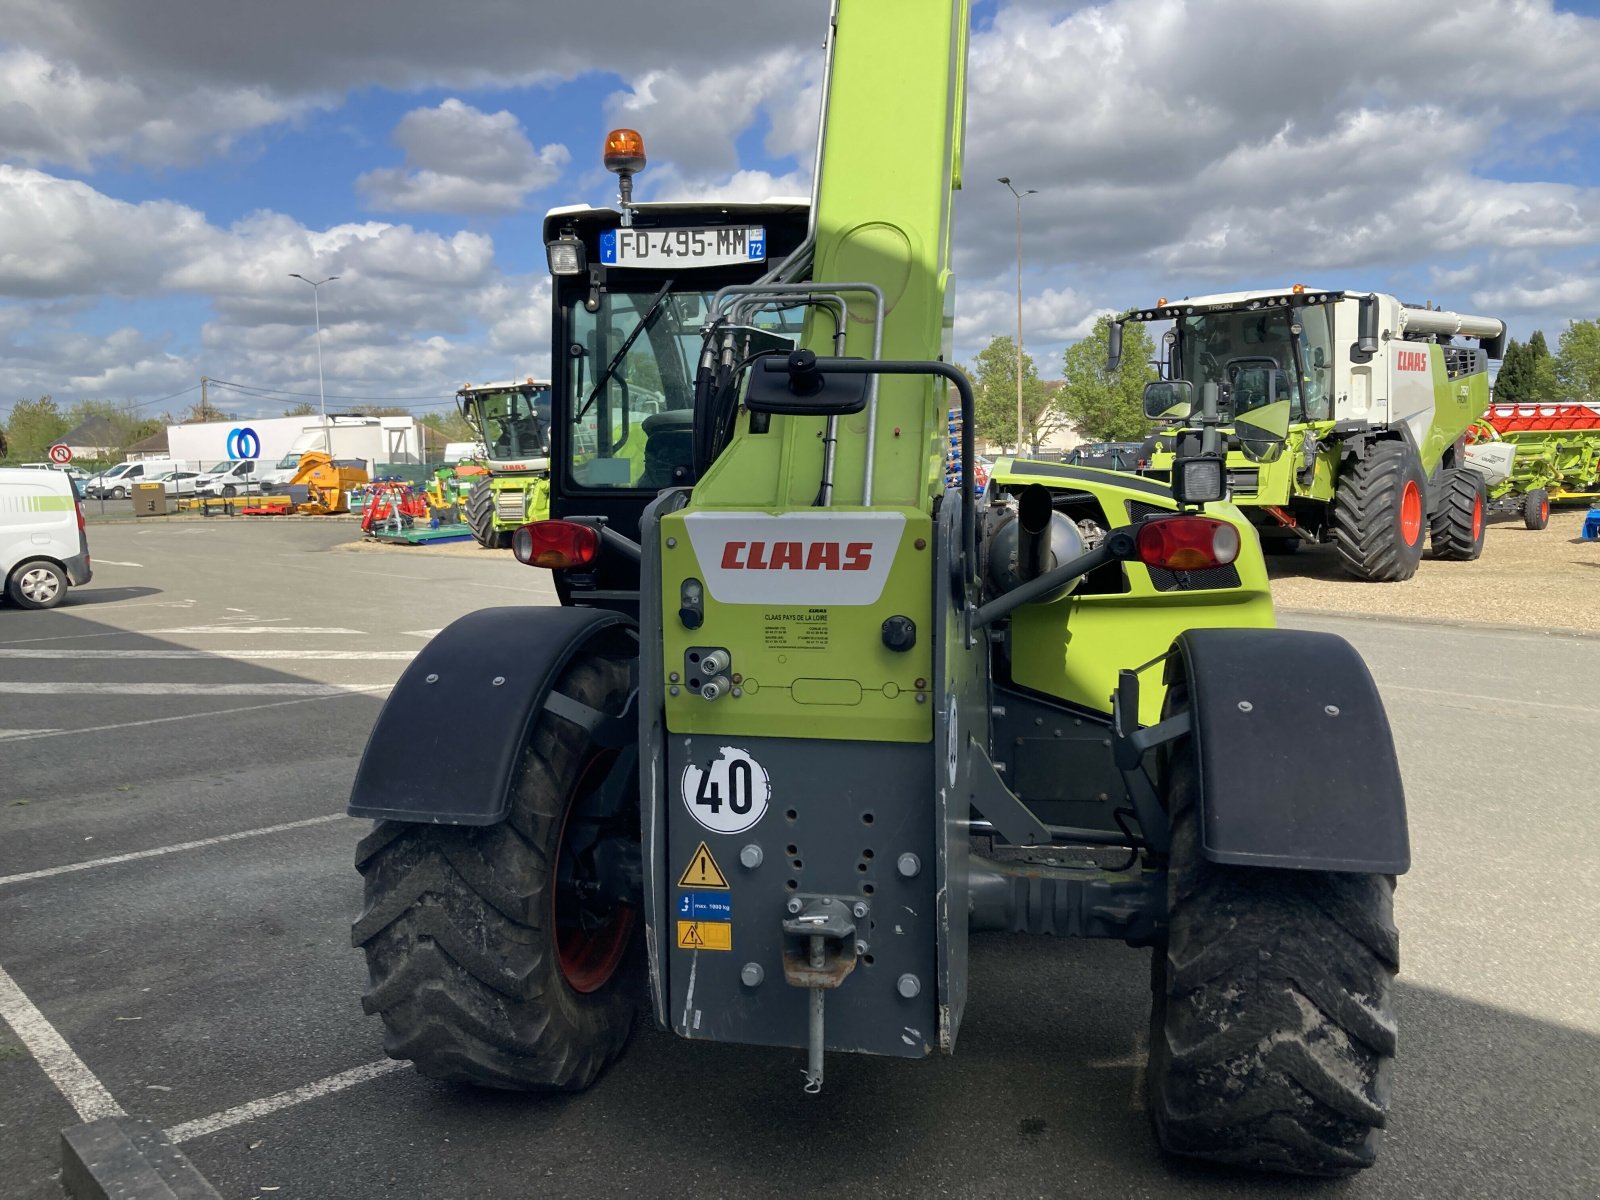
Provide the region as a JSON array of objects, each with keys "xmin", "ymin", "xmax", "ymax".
[
  {"xmin": 677, "ymin": 920, "xmax": 733, "ymax": 951},
  {"xmin": 677, "ymin": 841, "xmax": 730, "ymax": 889}
]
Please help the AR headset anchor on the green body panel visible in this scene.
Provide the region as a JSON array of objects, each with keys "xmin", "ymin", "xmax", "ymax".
[
  {"xmin": 660, "ymin": 0, "xmax": 968, "ymax": 746},
  {"xmin": 659, "ymin": 507, "xmax": 934, "ymax": 743},
  {"xmin": 990, "ymin": 462, "xmax": 1275, "ymax": 725},
  {"xmin": 1487, "ymin": 430, "xmax": 1600, "ymax": 500},
  {"xmin": 483, "ymin": 474, "xmax": 550, "ymax": 528},
  {"xmin": 1419, "ymin": 346, "xmax": 1488, "ymax": 472}
]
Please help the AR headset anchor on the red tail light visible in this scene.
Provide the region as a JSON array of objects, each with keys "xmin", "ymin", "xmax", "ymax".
[
  {"xmin": 75, "ymin": 497, "xmax": 85, "ymax": 531},
  {"xmin": 513, "ymin": 520, "xmax": 600, "ymax": 569},
  {"xmin": 1136, "ymin": 516, "xmax": 1240, "ymax": 570}
]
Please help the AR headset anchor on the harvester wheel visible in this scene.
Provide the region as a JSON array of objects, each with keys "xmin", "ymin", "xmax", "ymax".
[
  {"xmin": 1428, "ymin": 467, "xmax": 1486, "ymax": 560},
  {"xmin": 1522, "ymin": 488, "xmax": 1551, "ymax": 531},
  {"xmin": 352, "ymin": 654, "xmax": 642, "ymax": 1090},
  {"xmin": 1148, "ymin": 733, "xmax": 1399, "ymax": 1177},
  {"xmin": 465, "ymin": 482, "xmax": 510, "ymax": 549},
  {"xmin": 1330, "ymin": 443, "xmax": 1428, "ymax": 581}
]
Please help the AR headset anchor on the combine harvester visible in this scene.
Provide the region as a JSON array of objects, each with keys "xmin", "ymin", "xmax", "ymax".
[
  {"xmin": 345, "ymin": 0, "xmax": 1413, "ymax": 1179},
  {"xmin": 1125, "ymin": 289, "xmax": 1506, "ymax": 580},
  {"xmin": 1466, "ymin": 401, "xmax": 1600, "ymax": 529}
]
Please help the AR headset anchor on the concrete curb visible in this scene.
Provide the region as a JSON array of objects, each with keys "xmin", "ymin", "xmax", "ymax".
[{"xmin": 60, "ymin": 1116, "xmax": 222, "ymax": 1199}]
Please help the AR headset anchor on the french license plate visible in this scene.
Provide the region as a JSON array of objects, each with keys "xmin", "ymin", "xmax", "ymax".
[{"xmin": 599, "ymin": 226, "xmax": 766, "ymax": 268}]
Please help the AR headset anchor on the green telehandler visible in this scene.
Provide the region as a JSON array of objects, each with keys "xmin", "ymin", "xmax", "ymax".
[{"xmin": 349, "ymin": 0, "xmax": 1409, "ymax": 1177}]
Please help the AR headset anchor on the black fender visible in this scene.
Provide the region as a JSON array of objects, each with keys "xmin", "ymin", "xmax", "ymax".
[
  {"xmin": 1166, "ymin": 627, "xmax": 1409, "ymax": 874},
  {"xmin": 347, "ymin": 606, "xmax": 637, "ymax": 824}
]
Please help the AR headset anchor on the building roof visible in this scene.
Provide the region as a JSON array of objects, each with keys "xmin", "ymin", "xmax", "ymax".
[
  {"xmin": 61, "ymin": 415, "xmax": 119, "ymax": 448},
  {"xmin": 126, "ymin": 429, "xmax": 170, "ymax": 455}
]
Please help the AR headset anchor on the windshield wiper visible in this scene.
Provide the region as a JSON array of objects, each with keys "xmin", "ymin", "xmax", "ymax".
[{"xmin": 575, "ymin": 280, "xmax": 674, "ymax": 424}]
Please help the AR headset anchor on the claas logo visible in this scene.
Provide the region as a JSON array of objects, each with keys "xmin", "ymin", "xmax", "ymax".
[
  {"xmin": 720, "ymin": 541, "xmax": 872, "ymax": 571},
  {"xmin": 1396, "ymin": 349, "xmax": 1430, "ymax": 372}
]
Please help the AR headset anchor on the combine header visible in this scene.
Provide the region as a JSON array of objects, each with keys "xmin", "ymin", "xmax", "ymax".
[{"xmin": 1467, "ymin": 401, "xmax": 1600, "ymax": 528}]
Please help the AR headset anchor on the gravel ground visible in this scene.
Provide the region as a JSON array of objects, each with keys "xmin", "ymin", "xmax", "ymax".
[{"xmin": 1269, "ymin": 507, "xmax": 1600, "ymax": 633}]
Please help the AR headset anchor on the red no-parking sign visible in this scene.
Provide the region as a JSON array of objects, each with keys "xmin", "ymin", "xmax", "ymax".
[{"xmin": 48, "ymin": 443, "xmax": 72, "ymax": 464}]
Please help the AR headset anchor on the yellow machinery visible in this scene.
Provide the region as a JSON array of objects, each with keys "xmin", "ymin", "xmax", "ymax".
[{"xmin": 287, "ymin": 452, "xmax": 368, "ymax": 515}]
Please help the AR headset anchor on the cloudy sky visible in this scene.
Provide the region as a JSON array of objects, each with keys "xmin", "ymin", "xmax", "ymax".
[{"xmin": 3, "ymin": 0, "xmax": 1600, "ymax": 424}]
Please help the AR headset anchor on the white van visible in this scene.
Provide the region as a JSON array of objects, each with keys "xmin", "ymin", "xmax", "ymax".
[
  {"xmin": 0, "ymin": 467, "xmax": 91, "ymax": 609},
  {"xmin": 193, "ymin": 460, "xmax": 260, "ymax": 496},
  {"xmin": 84, "ymin": 459, "xmax": 176, "ymax": 500}
]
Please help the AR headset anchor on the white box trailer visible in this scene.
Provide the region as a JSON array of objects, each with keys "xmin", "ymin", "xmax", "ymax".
[{"xmin": 162, "ymin": 416, "xmax": 425, "ymax": 491}]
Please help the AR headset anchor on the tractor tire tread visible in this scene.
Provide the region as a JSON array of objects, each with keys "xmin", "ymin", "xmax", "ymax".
[
  {"xmin": 1331, "ymin": 443, "xmax": 1426, "ymax": 581},
  {"xmin": 1150, "ymin": 764, "xmax": 1398, "ymax": 1176},
  {"xmin": 353, "ymin": 656, "xmax": 637, "ymax": 1091},
  {"xmin": 1428, "ymin": 467, "xmax": 1485, "ymax": 560},
  {"xmin": 464, "ymin": 482, "xmax": 511, "ymax": 549}
]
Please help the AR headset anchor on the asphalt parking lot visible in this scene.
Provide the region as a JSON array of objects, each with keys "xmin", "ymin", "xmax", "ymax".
[{"xmin": 1, "ymin": 519, "xmax": 1597, "ymax": 1199}]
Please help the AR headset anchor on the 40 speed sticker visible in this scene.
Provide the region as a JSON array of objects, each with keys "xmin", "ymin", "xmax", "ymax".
[{"xmin": 682, "ymin": 746, "xmax": 771, "ymax": 835}]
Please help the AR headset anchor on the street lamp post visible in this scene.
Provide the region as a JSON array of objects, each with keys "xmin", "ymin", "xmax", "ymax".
[
  {"xmin": 289, "ymin": 273, "xmax": 339, "ymax": 433},
  {"xmin": 997, "ymin": 178, "xmax": 1037, "ymax": 454}
]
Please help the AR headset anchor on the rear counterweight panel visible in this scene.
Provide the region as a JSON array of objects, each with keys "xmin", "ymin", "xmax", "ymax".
[{"xmin": 663, "ymin": 735, "xmax": 939, "ymax": 1058}]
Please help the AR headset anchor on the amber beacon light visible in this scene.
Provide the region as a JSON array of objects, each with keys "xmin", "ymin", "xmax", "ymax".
[{"xmin": 603, "ymin": 128, "xmax": 647, "ymax": 175}]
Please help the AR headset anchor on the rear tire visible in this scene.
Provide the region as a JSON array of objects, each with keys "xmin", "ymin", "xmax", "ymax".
[
  {"xmin": 465, "ymin": 481, "xmax": 511, "ymax": 549},
  {"xmin": 352, "ymin": 655, "xmax": 641, "ymax": 1089},
  {"xmin": 1148, "ymin": 748, "xmax": 1399, "ymax": 1176},
  {"xmin": 1428, "ymin": 467, "xmax": 1486, "ymax": 560},
  {"xmin": 1523, "ymin": 488, "xmax": 1551, "ymax": 530},
  {"xmin": 6, "ymin": 560, "xmax": 68, "ymax": 609},
  {"xmin": 1331, "ymin": 443, "xmax": 1428, "ymax": 581}
]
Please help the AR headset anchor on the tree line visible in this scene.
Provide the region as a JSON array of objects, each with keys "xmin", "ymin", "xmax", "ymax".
[
  {"xmin": 0, "ymin": 395, "xmax": 476, "ymax": 466},
  {"xmin": 960, "ymin": 316, "xmax": 1157, "ymax": 454},
  {"xmin": 1493, "ymin": 320, "xmax": 1600, "ymax": 405}
]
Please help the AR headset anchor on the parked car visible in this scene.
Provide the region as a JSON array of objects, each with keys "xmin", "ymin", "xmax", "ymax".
[
  {"xmin": 1066, "ymin": 441, "xmax": 1147, "ymax": 471},
  {"xmin": 0, "ymin": 466, "xmax": 91, "ymax": 609},
  {"xmin": 154, "ymin": 470, "xmax": 204, "ymax": 497},
  {"xmin": 83, "ymin": 459, "xmax": 178, "ymax": 499},
  {"xmin": 194, "ymin": 460, "xmax": 262, "ymax": 497}
]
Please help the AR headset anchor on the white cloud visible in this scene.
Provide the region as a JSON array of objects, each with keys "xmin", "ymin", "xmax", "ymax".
[
  {"xmin": 359, "ymin": 99, "xmax": 570, "ymax": 214},
  {"xmin": 0, "ymin": 48, "xmax": 311, "ymax": 170}
]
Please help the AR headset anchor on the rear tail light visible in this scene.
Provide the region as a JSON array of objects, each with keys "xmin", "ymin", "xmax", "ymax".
[
  {"xmin": 1135, "ymin": 516, "xmax": 1240, "ymax": 570},
  {"xmin": 513, "ymin": 520, "xmax": 601, "ymax": 569}
]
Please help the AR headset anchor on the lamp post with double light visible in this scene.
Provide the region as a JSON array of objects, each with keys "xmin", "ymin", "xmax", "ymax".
[{"xmin": 289, "ymin": 273, "xmax": 339, "ymax": 432}]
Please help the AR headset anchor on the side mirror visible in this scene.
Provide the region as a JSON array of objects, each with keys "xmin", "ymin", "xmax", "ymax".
[
  {"xmin": 1106, "ymin": 320, "xmax": 1124, "ymax": 373},
  {"xmin": 745, "ymin": 350, "xmax": 870, "ymax": 416},
  {"xmin": 1234, "ymin": 373, "xmax": 1291, "ymax": 464},
  {"xmin": 1354, "ymin": 294, "xmax": 1380, "ymax": 361},
  {"xmin": 1143, "ymin": 380, "xmax": 1193, "ymax": 420}
]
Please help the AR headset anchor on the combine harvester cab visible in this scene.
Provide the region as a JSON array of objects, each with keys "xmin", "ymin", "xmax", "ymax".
[
  {"xmin": 1124, "ymin": 289, "xmax": 1506, "ymax": 580},
  {"xmin": 1467, "ymin": 401, "xmax": 1600, "ymax": 530},
  {"xmin": 456, "ymin": 379, "xmax": 554, "ymax": 548},
  {"xmin": 348, "ymin": 0, "xmax": 1413, "ymax": 1179}
]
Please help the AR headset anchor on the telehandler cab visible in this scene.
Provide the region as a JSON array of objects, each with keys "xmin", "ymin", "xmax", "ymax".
[{"xmin": 349, "ymin": 0, "xmax": 1409, "ymax": 1177}]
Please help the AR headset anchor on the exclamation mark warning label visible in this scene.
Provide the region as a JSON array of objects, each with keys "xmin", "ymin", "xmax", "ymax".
[{"xmin": 677, "ymin": 841, "xmax": 730, "ymax": 889}]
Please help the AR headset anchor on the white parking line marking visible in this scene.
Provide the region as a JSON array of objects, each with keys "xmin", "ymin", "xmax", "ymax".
[
  {"xmin": 0, "ymin": 682, "xmax": 390, "ymax": 696},
  {"xmin": 0, "ymin": 961, "xmax": 124, "ymax": 1123},
  {"xmin": 402, "ymin": 629, "xmax": 441, "ymax": 639},
  {"xmin": 0, "ymin": 687, "xmax": 391, "ymax": 744},
  {"xmin": 94, "ymin": 559, "xmax": 143, "ymax": 567},
  {"xmin": 0, "ymin": 728, "xmax": 60, "ymax": 738},
  {"xmin": 1377, "ymin": 683, "xmax": 1597, "ymax": 716},
  {"xmin": 165, "ymin": 1060, "xmax": 406, "ymax": 1143},
  {"xmin": 0, "ymin": 814, "xmax": 350, "ymax": 887},
  {"xmin": 147, "ymin": 626, "xmax": 364, "ymax": 635},
  {"xmin": 0, "ymin": 649, "xmax": 417, "ymax": 661},
  {"xmin": 0, "ymin": 631, "xmax": 133, "ymax": 646}
]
